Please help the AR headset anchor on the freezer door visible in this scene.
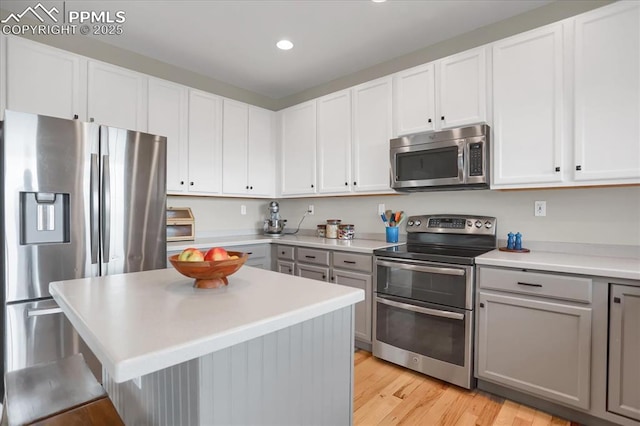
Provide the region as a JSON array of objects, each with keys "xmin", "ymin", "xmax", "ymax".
[
  {"xmin": 5, "ymin": 299, "xmax": 101, "ymax": 382},
  {"xmin": 2, "ymin": 111, "xmax": 99, "ymax": 303},
  {"xmin": 100, "ymin": 126, "xmax": 167, "ymax": 274}
]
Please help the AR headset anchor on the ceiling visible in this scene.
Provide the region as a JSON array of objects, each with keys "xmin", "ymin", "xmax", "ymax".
[{"xmin": 2, "ymin": 0, "xmax": 554, "ymax": 99}]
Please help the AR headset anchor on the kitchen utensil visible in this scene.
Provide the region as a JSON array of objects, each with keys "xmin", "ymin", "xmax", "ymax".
[{"xmin": 169, "ymin": 251, "xmax": 248, "ymax": 289}]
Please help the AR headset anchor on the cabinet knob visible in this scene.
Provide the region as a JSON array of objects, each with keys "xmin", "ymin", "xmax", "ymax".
[
  {"xmin": 190, "ymin": 182, "xmax": 194, "ymax": 186},
  {"xmin": 288, "ymin": 268, "xmax": 292, "ymax": 273},
  {"xmin": 353, "ymin": 182, "xmax": 357, "ymax": 186},
  {"xmin": 322, "ymin": 275, "xmax": 326, "ymax": 279},
  {"xmin": 345, "ymin": 182, "xmax": 348, "ymax": 186},
  {"xmin": 331, "ymin": 276, "xmax": 335, "ymax": 281},
  {"xmin": 428, "ymin": 118, "xmax": 432, "ymax": 123},
  {"xmin": 89, "ymin": 117, "xmax": 95, "ymax": 122},
  {"xmin": 246, "ymin": 185, "xmax": 249, "ymax": 189},
  {"xmin": 479, "ymin": 302, "xmax": 485, "ymax": 308},
  {"xmin": 73, "ymin": 114, "xmax": 79, "ymax": 120},
  {"xmin": 576, "ymin": 165, "xmax": 582, "ymax": 171},
  {"xmin": 613, "ymin": 297, "xmax": 621, "ymax": 304},
  {"xmin": 311, "ymin": 184, "xmax": 314, "ymax": 188},
  {"xmin": 250, "ymin": 186, "xmax": 253, "ymax": 190},
  {"xmin": 180, "ymin": 181, "xmax": 184, "ymax": 185},
  {"xmin": 555, "ymin": 167, "xmax": 560, "ymax": 172},
  {"xmin": 441, "ymin": 116, "xmax": 445, "ymax": 121}
]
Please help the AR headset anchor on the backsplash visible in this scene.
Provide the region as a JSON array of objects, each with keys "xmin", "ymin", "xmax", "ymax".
[{"xmin": 169, "ymin": 186, "xmax": 640, "ymax": 246}]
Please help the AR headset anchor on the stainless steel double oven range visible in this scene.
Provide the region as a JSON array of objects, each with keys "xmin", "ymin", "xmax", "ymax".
[{"xmin": 373, "ymin": 214, "xmax": 497, "ymax": 389}]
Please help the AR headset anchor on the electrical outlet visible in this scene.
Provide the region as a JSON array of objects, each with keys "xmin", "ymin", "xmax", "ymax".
[
  {"xmin": 240, "ymin": 205, "xmax": 246, "ymax": 215},
  {"xmin": 308, "ymin": 205, "xmax": 314, "ymax": 215},
  {"xmin": 133, "ymin": 376, "xmax": 142, "ymax": 389},
  {"xmin": 378, "ymin": 204, "xmax": 385, "ymax": 215},
  {"xmin": 534, "ymin": 201, "xmax": 546, "ymax": 217}
]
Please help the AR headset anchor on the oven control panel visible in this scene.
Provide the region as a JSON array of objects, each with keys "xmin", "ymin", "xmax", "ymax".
[{"xmin": 406, "ymin": 215, "xmax": 496, "ymax": 235}]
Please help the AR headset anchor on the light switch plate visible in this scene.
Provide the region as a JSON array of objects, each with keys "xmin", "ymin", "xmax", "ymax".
[{"xmin": 534, "ymin": 201, "xmax": 546, "ymax": 217}]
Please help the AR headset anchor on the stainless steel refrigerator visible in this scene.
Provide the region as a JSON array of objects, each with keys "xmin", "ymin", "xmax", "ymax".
[{"xmin": 0, "ymin": 110, "xmax": 167, "ymax": 392}]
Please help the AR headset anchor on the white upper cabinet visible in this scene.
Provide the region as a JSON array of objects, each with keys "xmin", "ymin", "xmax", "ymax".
[
  {"xmin": 491, "ymin": 24, "xmax": 565, "ymax": 187},
  {"xmin": 222, "ymin": 99, "xmax": 250, "ymax": 195},
  {"xmin": 247, "ymin": 106, "xmax": 275, "ymax": 197},
  {"xmin": 4, "ymin": 36, "xmax": 85, "ymax": 121},
  {"xmin": 221, "ymin": 100, "xmax": 274, "ymax": 197},
  {"xmin": 187, "ymin": 90, "xmax": 222, "ymax": 195},
  {"xmin": 393, "ymin": 46, "xmax": 488, "ymax": 137},
  {"xmin": 317, "ymin": 89, "xmax": 352, "ymax": 194},
  {"xmin": 573, "ymin": 1, "xmax": 640, "ymax": 184},
  {"xmin": 352, "ymin": 76, "xmax": 393, "ymax": 193},
  {"xmin": 280, "ymin": 101, "xmax": 317, "ymax": 196},
  {"xmin": 147, "ymin": 78, "xmax": 189, "ymax": 194},
  {"xmin": 393, "ymin": 63, "xmax": 436, "ymax": 135},
  {"xmin": 88, "ymin": 61, "xmax": 147, "ymax": 131},
  {"xmin": 437, "ymin": 47, "xmax": 488, "ymax": 129}
]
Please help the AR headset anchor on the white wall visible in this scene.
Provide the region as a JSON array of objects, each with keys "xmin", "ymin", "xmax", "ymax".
[{"xmin": 276, "ymin": 187, "xmax": 640, "ymax": 246}]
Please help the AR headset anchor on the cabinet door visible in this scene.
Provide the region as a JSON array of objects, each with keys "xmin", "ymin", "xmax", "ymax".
[
  {"xmin": 296, "ymin": 264, "xmax": 329, "ymax": 282},
  {"xmin": 608, "ymin": 284, "xmax": 640, "ymax": 421},
  {"xmin": 5, "ymin": 36, "xmax": 84, "ymax": 120},
  {"xmin": 477, "ymin": 292, "xmax": 591, "ymax": 409},
  {"xmin": 276, "ymin": 260, "xmax": 295, "ymax": 275},
  {"xmin": 148, "ymin": 78, "xmax": 188, "ymax": 193},
  {"xmin": 352, "ymin": 77, "xmax": 393, "ymax": 192},
  {"xmin": 187, "ymin": 90, "xmax": 222, "ymax": 194},
  {"xmin": 317, "ymin": 90, "xmax": 352, "ymax": 194},
  {"xmin": 87, "ymin": 61, "xmax": 147, "ymax": 131},
  {"xmin": 492, "ymin": 24, "xmax": 564, "ymax": 187},
  {"xmin": 437, "ymin": 47, "xmax": 487, "ymax": 129},
  {"xmin": 280, "ymin": 101, "xmax": 317, "ymax": 196},
  {"xmin": 247, "ymin": 106, "xmax": 275, "ymax": 197},
  {"xmin": 222, "ymin": 99, "xmax": 249, "ymax": 195},
  {"xmin": 333, "ymin": 269, "xmax": 372, "ymax": 343},
  {"xmin": 574, "ymin": 1, "xmax": 640, "ymax": 183},
  {"xmin": 393, "ymin": 63, "xmax": 435, "ymax": 136}
]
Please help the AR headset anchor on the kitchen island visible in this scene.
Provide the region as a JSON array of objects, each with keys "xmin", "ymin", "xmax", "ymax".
[{"xmin": 50, "ymin": 266, "xmax": 364, "ymax": 425}]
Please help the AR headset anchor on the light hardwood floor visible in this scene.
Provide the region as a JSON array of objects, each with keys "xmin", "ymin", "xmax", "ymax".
[{"xmin": 353, "ymin": 351, "xmax": 579, "ymax": 426}]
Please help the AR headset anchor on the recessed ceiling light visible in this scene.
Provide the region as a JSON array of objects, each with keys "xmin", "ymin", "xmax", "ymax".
[
  {"xmin": 372, "ymin": 0, "xmax": 387, "ymax": 3},
  {"xmin": 276, "ymin": 40, "xmax": 294, "ymax": 50}
]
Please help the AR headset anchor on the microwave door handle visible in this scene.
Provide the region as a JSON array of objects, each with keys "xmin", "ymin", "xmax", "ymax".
[
  {"xmin": 376, "ymin": 297, "xmax": 464, "ymax": 321},
  {"xmin": 459, "ymin": 141, "xmax": 465, "ymax": 183},
  {"xmin": 375, "ymin": 260, "xmax": 465, "ymax": 276}
]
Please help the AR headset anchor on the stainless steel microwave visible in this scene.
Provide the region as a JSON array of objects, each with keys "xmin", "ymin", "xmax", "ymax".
[{"xmin": 390, "ymin": 124, "xmax": 490, "ymax": 191}]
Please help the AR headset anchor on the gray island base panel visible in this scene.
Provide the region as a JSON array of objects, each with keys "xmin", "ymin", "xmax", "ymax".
[{"xmin": 104, "ymin": 306, "xmax": 354, "ymax": 425}]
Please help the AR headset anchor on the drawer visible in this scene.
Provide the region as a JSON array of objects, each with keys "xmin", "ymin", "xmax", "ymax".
[
  {"xmin": 333, "ymin": 252, "xmax": 372, "ymax": 273},
  {"xmin": 296, "ymin": 247, "xmax": 330, "ymax": 266},
  {"xmin": 225, "ymin": 244, "xmax": 267, "ymax": 259},
  {"xmin": 479, "ymin": 267, "xmax": 592, "ymax": 303},
  {"xmin": 276, "ymin": 245, "xmax": 295, "ymax": 260}
]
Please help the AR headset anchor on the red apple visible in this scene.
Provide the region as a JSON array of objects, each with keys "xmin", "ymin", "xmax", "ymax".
[
  {"xmin": 178, "ymin": 248, "xmax": 204, "ymax": 262},
  {"xmin": 204, "ymin": 247, "xmax": 228, "ymax": 261}
]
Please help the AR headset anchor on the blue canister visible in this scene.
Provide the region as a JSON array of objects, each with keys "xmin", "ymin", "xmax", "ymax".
[
  {"xmin": 507, "ymin": 232, "xmax": 515, "ymax": 250},
  {"xmin": 515, "ymin": 232, "xmax": 522, "ymax": 250}
]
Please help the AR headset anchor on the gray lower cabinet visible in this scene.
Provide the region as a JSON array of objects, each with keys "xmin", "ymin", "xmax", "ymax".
[
  {"xmin": 608, "ymin": 284, "xmax": 640, "ymax": 421},
  {"xmin": 297, "ymin": 263, "xmax": 330, "ymax": 282},
  {"xmin": 332, "ymin": 269, "xmax": 371, "ymax": 342},
  {"xmin": 226, "ymin": 243, "xmax": 271, "ymax": 269},
  {"xmin": 477, "ymin": 291, "xmax": 592, "ymax": 410},
  {"xmin": 276, "ymin": 260, "xmax": 295, "ymax": 275}
]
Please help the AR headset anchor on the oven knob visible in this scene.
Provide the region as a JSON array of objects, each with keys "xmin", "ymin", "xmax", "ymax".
[
  {"xmin": 485, "ymin": 221, "xmax": 493, "ymax": 229},
  {"xmin": 414, "ymin": 220, "xmax": 421, "ymax": 226},
  {"xmin": 407, "ymin": 220, "xmax": 414, "ymax": 226},
  {"xmin": 475, "ymin": 220, "xmax": 482, "ymax": 228}
]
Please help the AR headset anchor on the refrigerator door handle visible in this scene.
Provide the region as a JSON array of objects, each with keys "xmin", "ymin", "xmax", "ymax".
[
  {"xmin": 26, "ymin": 307, "xmax": 63, "ymax": 317},
  {"xmin": 101, "ymin": 154, "xmax": 111, "ymax": 263},
  {"xmin": 90, "ymin": 154, "xmax": 100, "ymax": 264}
]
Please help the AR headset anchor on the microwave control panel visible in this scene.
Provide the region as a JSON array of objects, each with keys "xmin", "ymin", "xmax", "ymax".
[{"xmin": 468, "ymin": 142, "xmax": 484, "ymax": 176}]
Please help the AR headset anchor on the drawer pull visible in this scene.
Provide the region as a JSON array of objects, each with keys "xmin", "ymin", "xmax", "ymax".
[
  {"xmin": 517, "ymin": 281, "xmax": 542, "ymax": 288},
  {"xmin": 247, "ymin": 252, "xmax": 253, "ymax": 255},
  {"xmin": 305, "ymin": 255, "xmax": 316, "ymax": 259},
  {"xmin": 613, "ymin": 297, "xmax": 621, "ymax": 304},
  {"xmin": 343, "ymin": 260, "xmax": 356, "ymax": 264}
]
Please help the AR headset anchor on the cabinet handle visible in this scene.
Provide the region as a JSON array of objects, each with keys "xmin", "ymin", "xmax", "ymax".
[
  {"xmin": 613, "ymin": 297, "xmax": 621, "ymax": 304},
  {"xmin": 190, "ymin": 182, "xmax": 194, "ymax": 186},
  {"xmin": 247, "ymin": 252, "xmax": 253, "ymax": 255},
  {"xmin": 441, "ymin": 116, "xmax": 445, "ymax": 121},
  {"xmin": 250, "ymin": 186, "xmax": 253, "ymax": 190},
  {"xmin": 288, "ymin": 268, "xmax": 292, "ymax": 273},
  {"xmin": 479, "ymin": 302, "xmax": 485, "ymax": 308},
  {"xmin": 428, "ymin": 118, "xmax": 432, "ymax": 123},
  {"xmin": 281, "ymin": 251, "xmax": 285, "ymax": 255},
  {"xmin": 343, "ymin": 260, "xmax": 356, "ymax": 264},
  {"xmin": 331, "ymin": 276, "xmax": 335, "ymax": 281},
  {"xmin": 305, "ymin": 255, "xmax": 316, "ymax": 259},
  {"xmin": 180, "ymin": 181, "xmax": 184, "ymax": 185},
  {"xmin": 576, "ymin": 165, "xmax": 582, "ymax": 171},
  {"xmin": 246, "ymin": 185, "xmax": 249, "ymax": 189},
  {"xmin": 322, "ymin": 275, "xmax": 326, "ymax": 279},
  {"xmin": 73, "ymin": 114, "xmax": 79, "ymax": 119},
  {"xmin": 311, "ymin": 184, "xmax": 314, "ymax": 188},
  {"xmin": 517, "ymin": 281, "xmax": 542, "ymax": 288},
  {"xmin": 89, "ymin": 117, "xmax": 95, "ymax": 122},
  {"xmin": 353, "ymin": 182, "xmax": 357, "ymax": 186},
  {"xmin": 555, "ymin": 167, "xmax": 560, "ymax": 172},
  {"xmin": 345, "ymin": 182, "xmax": 348, "ymax": 186}
]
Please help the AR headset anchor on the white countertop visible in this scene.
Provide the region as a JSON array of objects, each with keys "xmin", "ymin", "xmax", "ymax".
[
  {"xmin": 50, "ymin": 266, "xmax": 364, "ymax": 383},
  {"xmin": 168, "ymin": 234, "xmax": 403, "ymax": 253},
  {"xmin": 476, "ymin": 249, "xmax": 640, "ymax": 281}
]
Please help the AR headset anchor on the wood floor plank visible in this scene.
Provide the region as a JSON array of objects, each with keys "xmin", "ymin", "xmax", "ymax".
[{"xmin": 353, "ymin": 351, "xmax": 575, "ymax": 426}]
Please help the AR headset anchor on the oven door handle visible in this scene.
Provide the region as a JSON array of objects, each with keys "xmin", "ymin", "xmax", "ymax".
[
  {"xmin": 375, "ymin": 260, "xmax": 465, "ymax": 276},
  {"xmin": 376, "ymin": 297, "xmax": 465, "ymax": 320}
]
